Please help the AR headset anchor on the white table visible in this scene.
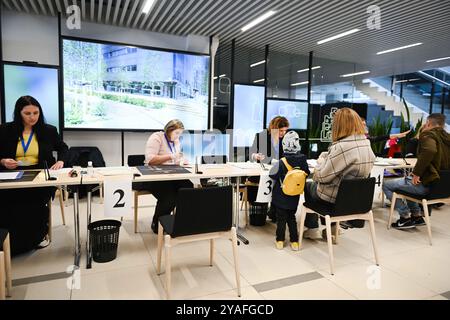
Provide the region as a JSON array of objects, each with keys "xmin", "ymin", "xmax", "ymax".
[{"xmin": 80, "ymin": 163, "xmax": 268, "ymax": 268}]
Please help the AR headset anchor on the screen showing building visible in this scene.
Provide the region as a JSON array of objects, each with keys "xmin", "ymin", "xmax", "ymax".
[{"xmin": 63, "ymin": 39, "xmax": 210, "ymax": 130}]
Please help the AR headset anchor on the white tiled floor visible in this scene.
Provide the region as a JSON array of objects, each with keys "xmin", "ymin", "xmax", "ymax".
[{"xmin": 7, "ymin": 194, "xmax": 450, "ymax": 300}]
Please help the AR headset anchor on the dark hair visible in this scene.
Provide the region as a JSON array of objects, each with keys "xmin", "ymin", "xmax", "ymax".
[
  {"xmin": 13, "ymin": 95, "xmax": 46, "ymax": 134},
  {"xmin": 427, "ymin": 113, "xmax": 446, "ymax": 127}
]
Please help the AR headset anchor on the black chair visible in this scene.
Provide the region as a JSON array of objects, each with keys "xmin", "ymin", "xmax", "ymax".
[
  {"xmin": 388, "ymin": 170, "xmax": 450, "ymax": 245},
  {"xmin": 0, "ymin": 229, "xmax": 12, "ymax": 299},
  {"xmin": 156, "ymin": 186, "xmax": 241, "ymax": 299},
  {"xmin": 127, "ymin": 155, "xmax": 151, "ymax": 233},
  {"xmin": 201, "ymin": 155, "xmax": 228, "ymax": 164},
  {"xmin": 299, "ymin": 178, "xmax": 379, "ymax": 275}
]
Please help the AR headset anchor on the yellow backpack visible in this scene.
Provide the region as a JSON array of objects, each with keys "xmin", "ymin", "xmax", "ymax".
[{"xmin": 280, "ymin": 158, "xmax": 308, "ymax": 196}]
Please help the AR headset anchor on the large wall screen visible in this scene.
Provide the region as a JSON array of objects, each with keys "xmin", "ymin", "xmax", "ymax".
[{"xmin": 63, "ymin": 38, "xmax": 210, "ymax": 130}]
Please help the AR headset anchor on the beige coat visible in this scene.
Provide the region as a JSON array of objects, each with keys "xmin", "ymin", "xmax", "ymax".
[{"xmin": 313, "ymin": 134, "xmax": 376, "ymax": 203}]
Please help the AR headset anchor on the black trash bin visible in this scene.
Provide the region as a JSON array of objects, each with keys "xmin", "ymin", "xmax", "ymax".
[
  {"xmin": 249, "ymin": 203, "xmax": 268, "ymax": 226},
  {"xmin": 88, "ymin": 219, "xmax": 121, "ymax": 263}
]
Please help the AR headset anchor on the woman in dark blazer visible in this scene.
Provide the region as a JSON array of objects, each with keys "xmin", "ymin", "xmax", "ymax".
[
  {"xmin": 0, "ymin": 96, "xmax": 68, "ymax": 170},
  {"xmin": 0, "ymin": 96, "xmax": 69, "ymax": 254}
]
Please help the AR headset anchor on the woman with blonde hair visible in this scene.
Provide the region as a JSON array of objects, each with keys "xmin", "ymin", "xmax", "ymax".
[
  {"xmin": 303, "ymin": 108, "xmax": 376, "ymax": 241},
  {"xmin": 144, "ymin": 119, "xmax": 193, "ymax": 233}
]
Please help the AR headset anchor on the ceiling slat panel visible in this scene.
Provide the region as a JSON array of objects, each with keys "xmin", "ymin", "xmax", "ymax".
[
  {"xmin": 29, "ymin": 0, "xmax": 40, "ymax": 14},
  {"xmin": 3, "ymin": 0, "xmax": 13, "ymax": 10},
  {"xmin": 125, "ymin": 0, "xmax": 140, "ymax": 27},
  {"xmin": 97, "ymin": 0, "xmax": 103, "ymax": 22},
  {"xmin": 119, "ymin": 0, "xmax": 130, "ymax": 26}
]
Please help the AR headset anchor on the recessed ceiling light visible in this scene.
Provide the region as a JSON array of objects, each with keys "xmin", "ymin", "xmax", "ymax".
[
  {"xmin": 377, "ymin": 43, "xmax": 423, "ymax": 55},
  {"xmin": 317, "ymin": 29, "xmax": 360, "ymax": 45},
  {"xmin": 273, "ymin": 95, "xmax": 278, "ymax": 98},
  {"xmin": 253, "ymin": 79, "xmax": 265, "ymax": 83},
  {"xmin": 250, "ymin": 60, "xmax": 266, "ymax": 68},
  {"xmin": 340, "ymin": 71, "xmax": 371, "ymax": 78},
  {"xmin": 142, "ymin": 0, "xmax": 155, "ymax": 14},
  {"xmin": 291, "ymin": 81, "xmax": 309, "ymax": 87},
  {"xmin": 297, "ymin": 66, "xmax": 321, "ymax": 73},
  {"xmin": 426, "ymin": 56, "xmax": 450, "ymax": 63},
  {"xmin": 241, "ymin": 10, "xmax": 276, "ymax": 32}
]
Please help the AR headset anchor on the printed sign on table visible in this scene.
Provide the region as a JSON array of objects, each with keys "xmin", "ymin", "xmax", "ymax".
[
  {"xmin": 103, "ymin": 176, "xmax": 133, "ymax": 217},
  {"xmin": 256, "ymin": 173, "xmax": 273, "ymax": 203}
]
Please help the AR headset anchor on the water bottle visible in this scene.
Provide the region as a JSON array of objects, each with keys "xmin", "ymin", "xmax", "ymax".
[{"xmin": 87, "ymin": 161, "xmax": 94, "ymax": 177}]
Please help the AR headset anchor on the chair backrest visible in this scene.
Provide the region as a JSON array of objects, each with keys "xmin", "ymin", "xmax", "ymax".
[
  {"xmin": 201, "ymin": 155, "xmax": 228, "ymax": 164},
  {"xmin": 429, "ymin": 170, "xmax": 450, "ymax": 200},
  {"xmin": 66, "ymin": 147, "xmax": 106, "ymax": 167},
  {"xmin": 333, "ymin": 177, "xmax": 376, "ymax": 216},
  {"xmin": 128, "ymin": 154, "xmax": 145, "ymax": 166},
  {"xmin": 171, "ymin": 186, "xmax": 233, "ymax": 237}
]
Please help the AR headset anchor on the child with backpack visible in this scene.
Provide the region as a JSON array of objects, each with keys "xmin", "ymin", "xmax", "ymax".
[{"xmin": 269, "ymin": 131, "xmax": 310, "ymax": 251}]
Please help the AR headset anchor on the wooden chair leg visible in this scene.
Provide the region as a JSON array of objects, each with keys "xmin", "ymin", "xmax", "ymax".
[
  {"xmin": 423, "ymin": 199, "xmax": 433, "ymax": 246},
  {"xmin": 325, "ymin": 215, "xmax": 335, "ymax": 275},
  {"xmin": 64, "ymin": 187, "xmax": 70, "ymax": 207},
  {"xmin": 368, "ymin": 211, "xmax": 380, "ymax": 266},
  {"xmin": 58, "ymin": 187, "xmax": 66, "ymax": 226},
  {"xmin": 387, "ymin": 193, "xmax": 397, "ymax": 229},
  {"xmin": 243, "ymin": 189, "xmax": 249, "ymax": 226},
  {"xmin": 47, "ymin": 200, "xmax": 52, "ymax": 243},
  {"xmin": 157, "ymin": 222, "xmax": 164, "ymax": 274},
  {"xmin": 164, "ymin": 235, "xmax": 172, "ymax": 300},
  {"xmin": 3, "ymin": 235, "xmax": 12, "ymax": 297},
  {"xmin": 380, "ymin": 191, "xmax": 385, "ymax": 207},
  {"xmin": 231, "ymin": 227, "xmax": 241, "ymax": 297},
  {"xmin": 134, "ymin": 192, "xmax": 139, "ymax": 233},
  {"xmin": 99, "ymin": 185, "xmax": 104, "ymax": 204},
  {"xmin": 0, "ymin": 252, "xmax": 5, "ymax": 300},
  {"xmin": 334, "ymin": 223, "xmax": 340, "ymax": 245},
  {"xmin": 209, "ymin": 239, "xmax": 214, "ymax": 266},
  {"xmin": 298, "ymin": 205, "xmax": 307, "ymax": 248}
]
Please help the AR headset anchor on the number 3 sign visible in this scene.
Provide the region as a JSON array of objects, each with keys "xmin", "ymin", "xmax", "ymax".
[
  {"xmin": 256, "ymin": 173, "xmax": 273, "ymax": 203},
  {"xmin": 103, "ymin": 176, "xmax": 132, "ymax": 217}
]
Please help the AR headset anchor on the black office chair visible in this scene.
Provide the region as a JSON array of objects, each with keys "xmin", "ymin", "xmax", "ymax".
[
  {"xmin": 201, "ymin": 155, "xmax": 228, "ymax": 164},
  {"xmin": 388, "ymin": 170, "xmax": 450, "ymax": 245},
  {"xmin": 0, "ymin": 229, "xmax": 12, "ymax": 299},
  {"xmin": 156, "ymin": 186, "xmax": 241, "ymax": 299},
  {"xmin": 299, "ymin": 178, "xmax": 379, "ymax": 275},
  {"xmin": 127, "ymin": 155, "xmax": 151, "ymax": 233}
]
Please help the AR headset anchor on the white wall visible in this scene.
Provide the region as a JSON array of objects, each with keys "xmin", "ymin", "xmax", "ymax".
[{"xmin": 1, "ymin": 9, "xmax": 209, "ymax": 166}]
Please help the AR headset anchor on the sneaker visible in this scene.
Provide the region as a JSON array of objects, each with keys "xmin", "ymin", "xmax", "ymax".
[
  {"xmin": 391, "ymin": 217, "xmax": 415, "ymax": 229},
  {"xmin": 303, "ymin": 228, "xmax": 321, "ymax": 240},
  {"xmin": 290, "ymin": 242, "xmax": 299, "ymax": 251},
  {"xmin": 412, "ymin": 216, "xmax": 426, "ymax": 226},
  {"xmin": 275, "ymin": 241, "xmax": 284, "ymax": 250},
  {"xmin": 36, "ymin": 238, "xmax": 50, "ymax": 249},
  {"xmin": 322, "ymin": 228, "xmax": 337, "ymax": 245}
]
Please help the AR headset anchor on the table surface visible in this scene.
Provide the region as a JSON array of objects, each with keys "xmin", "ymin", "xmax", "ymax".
[{"xmin": 0, "ymin": 159, "xmax": 418, "ymax": 189}]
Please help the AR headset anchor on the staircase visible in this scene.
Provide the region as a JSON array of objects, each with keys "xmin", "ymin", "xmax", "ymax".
[{"xmin": 355, "ymin": 79, "xmax": 426, "ymax": 126}]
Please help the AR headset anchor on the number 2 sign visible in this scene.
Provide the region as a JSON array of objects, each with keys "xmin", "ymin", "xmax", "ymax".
[{"xmin": 104, "ymin": 176, "xmax": 132, "ymax": 217}]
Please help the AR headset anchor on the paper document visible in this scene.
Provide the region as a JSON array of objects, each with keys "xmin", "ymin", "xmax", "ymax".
[
  {"xmin": 307, "ymin": 160, "xmax": 318, "ymax": 168},
  {"xmin": 229, "ymin": 162, "xmax": 262, "ymax": 169},
  {"xmin": 0, "ymin": 171, "xmax": 23, "ymax": 180},
  {"xmin": 97, "ymin": 167, "xmax": 134, "ymax": 176}
]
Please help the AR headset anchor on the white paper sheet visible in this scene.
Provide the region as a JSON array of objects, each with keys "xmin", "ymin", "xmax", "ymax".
[{"xmin": 0, "ymin": 172, "xmax": 20, "ymax": 180}]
